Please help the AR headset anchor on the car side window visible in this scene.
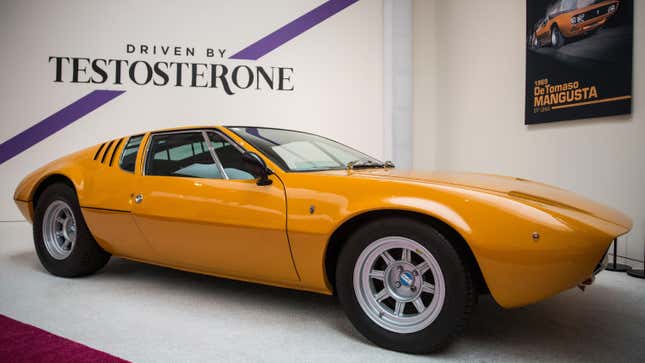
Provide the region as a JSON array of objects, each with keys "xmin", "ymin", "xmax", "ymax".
[
  {"xmin": 206, "ymin": 132, "xmax": 256, "ymax": 180},
  {"xmin": 145, "ymin": 132, "xmax": 223, "ymax": 179},
  {"xmin": 119, "ymin": 134, "xmax": 144, "ymax": 172}
]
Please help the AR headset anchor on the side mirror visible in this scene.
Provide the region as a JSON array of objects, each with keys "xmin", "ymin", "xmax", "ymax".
[{"xmin": 242, "ymin": 151, "xmax": 273, "ymax": 186}]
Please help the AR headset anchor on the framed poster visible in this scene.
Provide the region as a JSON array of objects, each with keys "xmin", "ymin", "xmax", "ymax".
[{"xmin": 525, "ymin": 0, "xmax": 633, "ymax": 124}]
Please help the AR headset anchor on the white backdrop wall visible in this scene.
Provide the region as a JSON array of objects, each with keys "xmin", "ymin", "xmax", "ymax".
[
  {"xmin": 0, "ymin": 0, "xmax": 384, "ymax": 221},
  {"xmin": 383, "ymin": 0, "xmax": 413, "ymax": 168},
  {"xmin": 413, "ymin": 0, "xmax": 644, "ymax": 264}
]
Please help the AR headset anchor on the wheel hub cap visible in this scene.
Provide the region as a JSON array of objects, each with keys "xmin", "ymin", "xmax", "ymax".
[
  {"xmin": 353, "ymin": 236, "xmax": 446, "ymax": 334},
  {"xmin": 42, "ymin": 200, "xmax": 76, "ymax": 260},
  {"xmin": 385, "ymin": 262, "xmax": 422, "ymax": 301},
  {"xmin": 399, "ymin": 271, "xmax": 414, "ymax": 287}
]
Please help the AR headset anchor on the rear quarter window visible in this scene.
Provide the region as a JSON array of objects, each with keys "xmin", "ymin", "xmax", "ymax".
[{"xmin": 119, "ymin": 134, "xmax": 144, "ymax": 172}]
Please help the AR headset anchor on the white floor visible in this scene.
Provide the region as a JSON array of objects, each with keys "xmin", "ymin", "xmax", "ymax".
[{"xmin": 1, "ymin": 221, "xmax": 644, "ymax": 363}]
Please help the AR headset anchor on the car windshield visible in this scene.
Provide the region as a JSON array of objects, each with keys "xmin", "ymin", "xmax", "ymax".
[
  {"xmin": 548, "ymin": 0, "xmax": 598, "ymax": 14},
  {"xmin": 228, "ymin": 127, "xmax": 383, "ymax": 172}
]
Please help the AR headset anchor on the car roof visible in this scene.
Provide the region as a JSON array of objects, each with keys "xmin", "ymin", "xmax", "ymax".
[
  {"xmin": 142, "ymin": 125, "xmax": 307, "ymax": 135},
  {"xmin": 144, "ymin": 125, "xmax": 222, "ymax": 133}
]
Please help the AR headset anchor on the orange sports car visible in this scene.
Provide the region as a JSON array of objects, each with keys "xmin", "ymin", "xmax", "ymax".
[
  {"xmin": 531, "ymin": 0, "xmax": 619, "ymax": 48},
  {"xmin": 14, "ymin": 126, "xmax": 631, "ymax": 353}
]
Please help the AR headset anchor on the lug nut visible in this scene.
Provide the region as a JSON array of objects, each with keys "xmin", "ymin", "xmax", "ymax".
[
  {"xmin": 398, "ymin": 266, "xmax": 404, "ymax": 272},
  {"xmin": 413, "ymin": 270, "xmax": 418, "ymax": 276},
  {"xmin": 410, "ymin": 285, "xmax": 417, "ymax": 292},
  {"xmin": 394, "ymin": 281, "xmax": 401, "ymax": 288}
]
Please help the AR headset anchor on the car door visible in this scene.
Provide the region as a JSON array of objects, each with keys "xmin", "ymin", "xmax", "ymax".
[{"xmin": 131, "ymin": 129, "xmax": 299, "ymax": 283}]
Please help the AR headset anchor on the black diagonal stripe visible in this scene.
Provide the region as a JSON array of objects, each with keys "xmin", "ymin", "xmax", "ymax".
[
  {"xmin": 93, "ymin": 143, "xmax": 106, "ymax": 160},
  {"xmin": 101, "ymin": 140, "xmax": 115, "ymax": 163},
  {"xmin": 109, "ymin": 138, "xmax": 124, "ymax": 167}
]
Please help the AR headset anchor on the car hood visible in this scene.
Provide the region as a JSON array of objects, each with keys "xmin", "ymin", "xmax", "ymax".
[{"xmin": 349, "ymin": 169, "xmax": 633, "ymax": 229}]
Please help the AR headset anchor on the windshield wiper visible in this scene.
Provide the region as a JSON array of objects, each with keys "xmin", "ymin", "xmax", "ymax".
[{"xmin": 346, "ymin": 159, "xmax": 395, "ymax": 170}]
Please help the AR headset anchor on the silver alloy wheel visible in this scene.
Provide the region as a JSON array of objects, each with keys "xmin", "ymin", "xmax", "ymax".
[
  {"xmin": 42, "ymin": 200, "xmax": 77, "ymax": 260},
  {"xmin": 353, "ymin": 236, "xmax": 446, "ymax": 334}
]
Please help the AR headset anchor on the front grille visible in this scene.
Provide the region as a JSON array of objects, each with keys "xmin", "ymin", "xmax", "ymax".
[{"xmin": 580, "ymin": 4, "xmax": 613, "ymax": 21}]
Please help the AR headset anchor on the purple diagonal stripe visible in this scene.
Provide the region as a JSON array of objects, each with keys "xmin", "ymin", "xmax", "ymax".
[
  {"xmin": 0, "ymin": 90, "xmax": 125, "ymax": 165},
  {"xmin": 229, "ymin": 0, "xmax": 359, "ymax": 60}
]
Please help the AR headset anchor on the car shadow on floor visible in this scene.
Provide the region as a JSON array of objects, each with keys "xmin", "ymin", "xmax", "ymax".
[
  {"xmin": 9, "ymin": 250, "xmax": 44, "ymax": 272},
  {"xmin": 98, "ymin": 258, "xmax": 645, "ymax": 361},
  {"xmin": 9, "ymin": 252, "xmax": 645, "ymax": 361},
  {"xmin": 102, "ymin": 257, "xmax": 371, "ymax": 340}
]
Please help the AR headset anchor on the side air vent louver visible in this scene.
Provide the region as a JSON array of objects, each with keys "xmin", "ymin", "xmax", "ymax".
[
  {"xmin": 109, "ymin": 138, "xmax": 123, "ymax": 166},
  {"xmin": 101, "ymin": 140, "xmax": 115, "ymax": 163},
  {"xmin": 93, "ymin": 143, "xmax": 106, "ymax": 160}
]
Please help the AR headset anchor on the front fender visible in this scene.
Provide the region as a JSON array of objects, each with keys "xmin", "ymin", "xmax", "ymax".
[
  {"xmin": 282, "ymin": 172, "xmax": 627, "ymax": 307},
  {"xmin": 13, "ymin": 146, "xmax": 96, "ymax": 222},
  {"xmin": 282, "ymin": 175, "xmax": 485, "ymax": 295}
]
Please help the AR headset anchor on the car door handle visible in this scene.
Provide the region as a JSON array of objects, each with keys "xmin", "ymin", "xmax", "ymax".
[{"xmin": 134, "ymin": 194, "xmax": 144, "ymax": 204}]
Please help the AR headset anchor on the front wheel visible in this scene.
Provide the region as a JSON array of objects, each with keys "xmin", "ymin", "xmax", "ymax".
[
  {"xmin": 336, "ymin": 218, "xmax": 474, "ymax": 354},
  {"xmin": 33, "ymin": 183, "xmax": 110, "ymax": 277},
  {"xmin": 551, "ymin": 26, "xmax": 565, "ymax": 48}
]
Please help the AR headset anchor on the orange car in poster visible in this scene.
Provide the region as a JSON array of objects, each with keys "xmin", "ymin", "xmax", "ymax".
[{"xmin": 531, "ymin": 0, "xmax": 619, "ymax": 48}]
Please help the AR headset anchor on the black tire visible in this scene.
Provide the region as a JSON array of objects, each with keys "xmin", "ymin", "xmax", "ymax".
[
  {"xmin": 336, "ymin": 217, "xmax": 474, "ymax": 354},
  {"xmin": 531, "ymin": 35, "xmax": 540, "ymax": 49},
  {"xmin": 551, "ymin": 26, "xmax": 565, "ymax": 48},
  {"xmin": 33, "ymin": 183, "xmax": 110, "ymax": 277}
]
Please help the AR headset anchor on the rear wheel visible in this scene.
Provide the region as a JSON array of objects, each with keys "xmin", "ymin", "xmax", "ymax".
[
  {"xmin": 34, "ymin": 183, "xmax": 110, "ymax": 277},
  {"xmin": 336, "ymin": 218, "xmax": 474, "ymax": 354}
]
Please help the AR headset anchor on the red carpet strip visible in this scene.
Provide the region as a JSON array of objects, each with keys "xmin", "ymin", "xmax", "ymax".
[{"xmin": 0, "ymin": 314, "xmax": 128, "ymax": 363}]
